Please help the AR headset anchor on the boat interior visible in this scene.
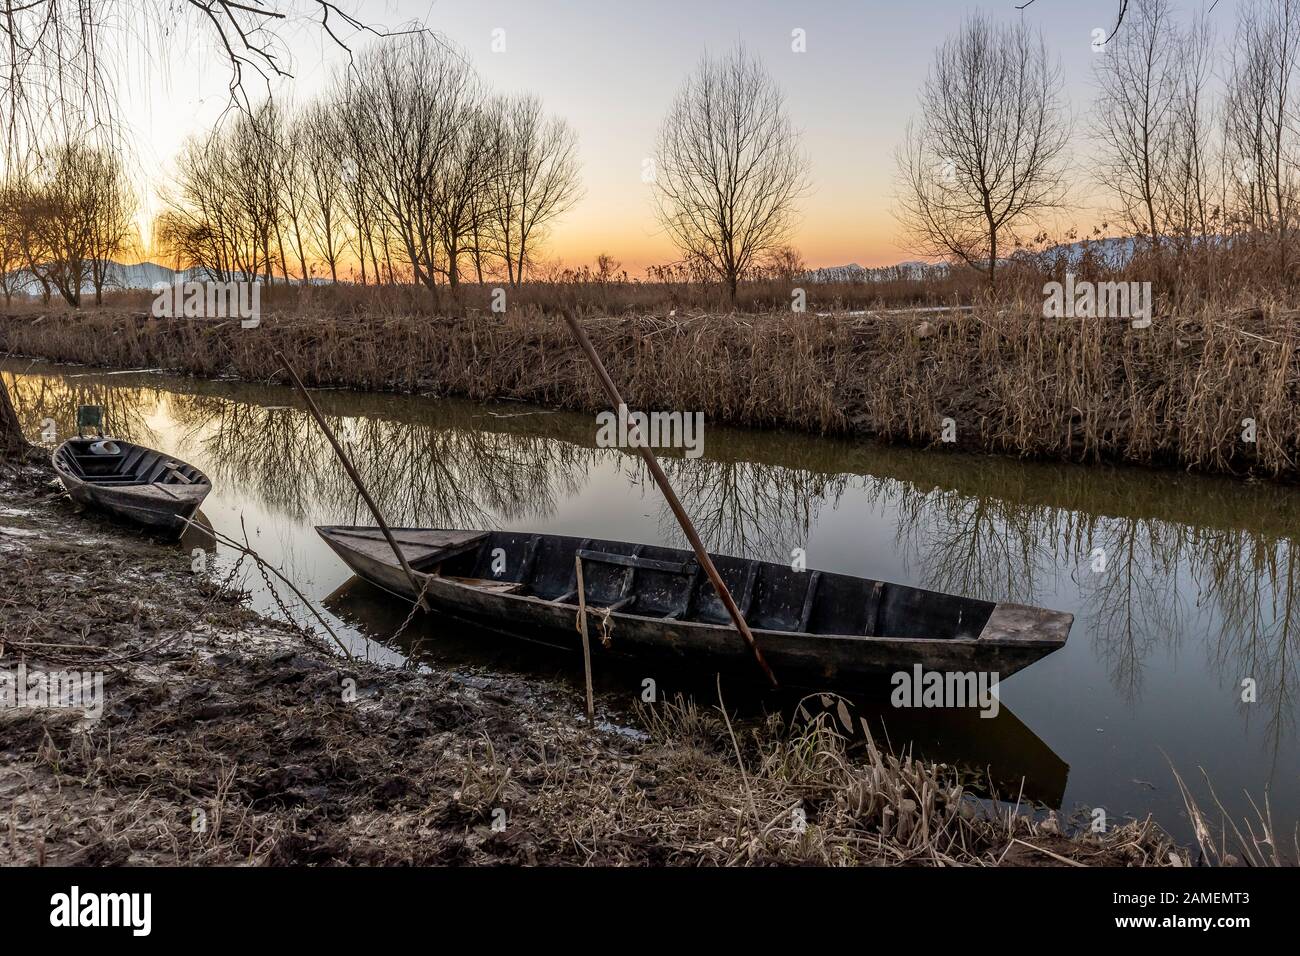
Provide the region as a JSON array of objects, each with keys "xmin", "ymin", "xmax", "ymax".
[
  {"xmin": 330, "ymin": 528, "xmax": 996, "ymax": 639},
  {"xmin": 55, "ymin": 440, "xmax": 208, "ymax": 487}
]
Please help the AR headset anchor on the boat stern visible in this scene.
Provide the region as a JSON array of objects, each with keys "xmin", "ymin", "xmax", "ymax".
[{"xmin": 974, "ymin": 602, "xmax": 1073, "ymax": 679}]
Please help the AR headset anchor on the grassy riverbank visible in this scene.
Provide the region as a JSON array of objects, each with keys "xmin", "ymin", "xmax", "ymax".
[
  {"xmin": 3, "ymin": 304, "xmax": 1298, "ymax": 483},
  {"xmin": 0, "ymin": 459, "xmax": 1185, "ymax": 866}
]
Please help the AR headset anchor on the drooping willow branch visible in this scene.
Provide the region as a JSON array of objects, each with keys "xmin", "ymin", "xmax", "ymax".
[
  {"xmin": 1015, "ymin": 0, "xmax": 1132, "ymax": 44},
  {"xmin": 0, "ymin": 0, "xmax": 429, "ymax": 168}
]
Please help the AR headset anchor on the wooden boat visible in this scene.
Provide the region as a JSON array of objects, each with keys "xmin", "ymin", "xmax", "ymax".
[
  {"xmin": 316, "ymin": 527, "xmax": 1072, "ymax": 686},
  {"xmin": 53, "ymin": 438, "xmax": 211, "ymax": 536}
]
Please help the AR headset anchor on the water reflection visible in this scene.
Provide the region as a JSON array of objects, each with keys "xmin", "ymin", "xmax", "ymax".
[
  {"xmin": 887, "ymin": 482, "xmax": 1063, "ymax": 605},
  {"xmin": 654, "ymin": 457, "xmax": 848, "ymax": 562},
  {"xmin": 171, "ymin": 392, "xmax": 592, "ymax": 529},
  {"xmin": 4, "ymin": 361, "xmax": 1297, "ymax": 836},
  {"xmin": 4, "ymin": 363, "xmax": 164, "ymax": 447},
  {"xmin": 325, "ymin": 574, "xmax": 1071, "ymax": 808}
]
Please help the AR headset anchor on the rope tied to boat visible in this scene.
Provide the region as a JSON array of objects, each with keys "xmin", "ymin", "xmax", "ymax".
[
  {"xmin": 572, "ymin": 602, "xmax": 615, "ymax": 648},
  {"xmin": 592, "ymin": 605, "xmax": 614, "ymax": 648}
]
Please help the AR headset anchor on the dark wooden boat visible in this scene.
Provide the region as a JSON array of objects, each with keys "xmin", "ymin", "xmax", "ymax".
[
  {"xmin": 53, "ymin": 438, "xmax": 211, "ymax": 536},
  {"xmin": 317, "ymin": 527, "xmax": 1072, "ymax": 686}
]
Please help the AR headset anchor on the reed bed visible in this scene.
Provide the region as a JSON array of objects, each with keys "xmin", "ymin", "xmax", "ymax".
[
  {"xmin": 3, "ymin": 302, "xmax": 1299, "ymax": 480},
  {"xmin": 526, "ymin": 694, "xmax": 1179, "ymax": 866}
]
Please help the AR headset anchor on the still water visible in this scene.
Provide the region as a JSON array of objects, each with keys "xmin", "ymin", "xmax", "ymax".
[{"xmin": 5, "ymin": 357, "xmax": 1297, "ymax": 845}]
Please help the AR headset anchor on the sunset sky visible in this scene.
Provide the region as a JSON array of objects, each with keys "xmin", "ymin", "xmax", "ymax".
[{"xmin": 124, "ymin": 0, "xmax": 1234, "ymax": 274}]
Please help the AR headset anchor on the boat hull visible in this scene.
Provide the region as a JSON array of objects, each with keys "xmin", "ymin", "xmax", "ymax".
[
  {"xmin": 317, "ymin": 527, "xmax": 1071, "ymax": 688},
  {"xmin": 53, "ymin": 440, "xmax": 211, "ymax": 538}
]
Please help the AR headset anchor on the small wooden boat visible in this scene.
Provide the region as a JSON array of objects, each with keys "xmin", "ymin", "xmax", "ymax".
[
  {"xmin": 53, "ymin": 437, "xmax": 211, "ymax": 537},
  {"xmin": 316, "ymin": 527, "xmax": 1072, "ymax": 686}
]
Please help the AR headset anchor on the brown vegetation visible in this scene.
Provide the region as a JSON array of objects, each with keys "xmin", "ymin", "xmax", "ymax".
[{"xmin": 3, "ymin": 292, "xmax": 1298, "ymax": 482}]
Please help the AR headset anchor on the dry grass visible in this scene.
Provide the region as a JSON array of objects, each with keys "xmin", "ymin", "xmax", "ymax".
[
  {"xmin": 6, "ymin": 261, "xmax": 975, "ymax": 317},
  {"xmin": 527, "ymin": 692, "xmax": 1181, "ymax": 866},
  {"xmin": 4, "ymin": 301, "xmax": 1299, "ymax": 481},
  {"xmin": 1172, "ymin": 764, "xmax": 1299, "ymax": 867}
]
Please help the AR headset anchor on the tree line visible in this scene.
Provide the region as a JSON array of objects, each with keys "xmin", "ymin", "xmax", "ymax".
[
  {"xmin": 899, "ymin": 0, "xmax": 1300, "ymax": 286},
  {"xmin": 9, "ymin": 2, "xmax": 1300, "ymax": 313},
  {"xmin": 158, "ymin": 34, "xmax": 582, "ymax": 302},
  {"xmin": 0, "ymin": 144, "xmax": 136, "ymax": 307}
]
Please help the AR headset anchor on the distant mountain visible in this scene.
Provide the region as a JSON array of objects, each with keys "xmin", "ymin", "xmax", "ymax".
[
  {"xmin": 1025, "ymin": 237, "xmax": 1137, "ymax": 268},
  {"xmin": 803, "ymin": 260, "xmax": 949, "ymax": 283},
  {"xmin": 104, "ymin": 261, "xmax": 209, "ymax": 290},
  {"xmin": 6, "ymin": 260, "xmax": 209, "ymax": 297},
  {"xmin": 2, "ymin": 260, "xmax": 331, "ymax": 299},
  {"xmin": 807, "ymin": 238, "xmax": 1147, "ymax": 282}
]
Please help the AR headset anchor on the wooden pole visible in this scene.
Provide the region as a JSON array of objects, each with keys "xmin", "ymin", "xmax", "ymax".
[
  {"xmin": 575, "ymin": 555, "xmax": 595, "ymax": 722},
  {"xmin": 560, "ymin": 312, "xmax": 778, "ymax": 688},
  {"xmin": 275, "ymin": 351, "xmax": 429, "ymax": 609}
]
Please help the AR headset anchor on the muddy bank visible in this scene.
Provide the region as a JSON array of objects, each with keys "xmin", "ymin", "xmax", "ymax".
[
  {"xmin": 3, "ymin": 307, "xmax": 1299, "ymax": 483},
  {"xmin": 0, "ymin": 460, "xmax": 1181, "ymax": 866}
]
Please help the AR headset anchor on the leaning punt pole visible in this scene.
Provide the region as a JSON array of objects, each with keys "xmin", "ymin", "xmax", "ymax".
[
  {"xmin": 559, "ymin": 311, "xmax": 778, "ymax": 689},
  {"xmin": 276, "ymin": 351, "xmax": 430, "ymax": 610}
]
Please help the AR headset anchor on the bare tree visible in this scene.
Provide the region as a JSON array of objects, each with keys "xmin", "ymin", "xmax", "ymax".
[
  {"xmin": 336, "ymin": 34, "xmax": 477, "ymax": 300},
  {"xmin": 0, "ymin": 180, "xmax": 33, "ymax": 306},
  {"xmin": 276, "ymin": 100, "xmax": 313, "ymax": 283},
  {"xmin": 433, "ymin": 99, "xmax": 499, "ymax": 288},
  {"xmin": 1016, "ymin": 0, "xmax": 1135, "ymax": 45},
  {"xmin": 165, "ymin": 101, "xmax": 291, "ymax": 283},
  {"xmin": 1224, "ymin": 0, "xmax": 1300, "ymax": 271},
  {"xmin": 0, "ymin": 2, "xmax": 425, "ymax": 456},
  {"xmin": 0, "ymin": 2, "xmax": 425, "ymax": 164},
  {"xmin": 153, "ymin": 32, "xmax": 581, "ymax": 296},
  {"xmin": 897, "ymin": 13, "xmax": 1068, "ymax": 286},
  {"xmin": 486, "ymin": 95, "xmax": 582, "ymax": 287},
  {"xmin": 1166, "ymin": 9, "xmax": 1215, "ymax": 245},
  {"xmin": 31, "ymin": 146, "xmax": 94, "ymax": 307},
  {"xmin": 652, "ymin": 45, "xmax": 807, "ymax": 304},
  {"xmin": 1093, "ymin": 0, "xmax": 1180, "ymax": 247},
  {"xmin": 5, "ymin": 177, "xmax": 52, "ymax": 303},
  {"xmin": 15, "ymin": 143, "xmax": 134, "ymax": 307},
  {"xmin": 239, "ymin": 101, "xmax": 288, "ymax": 284},
  {"xmin": 86, "ymin": 148, "xmax": 138, "ymax": 303},
  {"xmin": 298, "ymin": 101, "xmax": 349, "ymax": 283},
  {"xmin": 163, "ymin": 136, "xmax": 246, "ymax": 280}
]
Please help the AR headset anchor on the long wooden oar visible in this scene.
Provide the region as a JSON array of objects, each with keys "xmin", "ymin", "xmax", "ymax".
[
  {"xmin": 560, "ymin": 311, "xmax": 778, "ymax": 688},
  {"xmin": 276, "ymin": 351, "xmax": 430, "ymax": 610}
]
